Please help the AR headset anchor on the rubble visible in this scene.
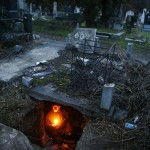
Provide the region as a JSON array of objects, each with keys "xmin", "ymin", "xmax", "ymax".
[
  {"xmin": 22, "ymin": 76, "xmax": 33, "ymax": 87},
  {"xmin": 14, "ymin": 45, "xmax": 23, "ymax": 53}
]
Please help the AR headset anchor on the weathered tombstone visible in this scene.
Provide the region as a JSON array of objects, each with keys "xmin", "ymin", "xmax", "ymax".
[
  {"xmin": 143, "ymin": 13, "xmax": 150, "ymax": 32},
  {"xmin": 14, "ymin": 22, "xmax": 24, "ymax": 32},
  {"xmin": 69, "ymin": 28, "xmax": 97, "ymax": 54},
  {"xmin": 141, "ymin": 8, "xmax": 147, "ymax": 24},
  {"xmin": 124, "ymin": 10, "xmax": 134, "ymax": 23},
  {"xmin": 100, "ymin": 83, "xmax": 115, "ymax": 111},
  {"xmin": 144, "ymin": 13, "xmax": 150, "ymax": 24},
  {"xmin": 113, "ymin": 23, "xmax": 123, "ymax": 30},
  {"xmin": 23, "ymin": 13, "xmax": 32, "ymax": 33},
  {"xmin": 18, "ymin": 0, "xmax": 25, "ymax": 10},
  {"xmin": 53, "ymin": 1, "xmax": 57, "ymax": 18}
]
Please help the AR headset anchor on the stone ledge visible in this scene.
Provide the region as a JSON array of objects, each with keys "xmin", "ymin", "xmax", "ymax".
[{"xmin": 26, "ymin": 84, "xmax": 100, "ymax": 116}]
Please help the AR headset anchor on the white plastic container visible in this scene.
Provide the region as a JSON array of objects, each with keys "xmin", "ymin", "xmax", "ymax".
[{"xmin": 125, "ymin": 123, "xmax": 137, "ymax": 129}]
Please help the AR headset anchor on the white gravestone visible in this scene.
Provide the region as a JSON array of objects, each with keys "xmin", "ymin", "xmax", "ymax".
[{"xmin": 69, "ymin": 28, "xmax": 97, "ymax": 53}]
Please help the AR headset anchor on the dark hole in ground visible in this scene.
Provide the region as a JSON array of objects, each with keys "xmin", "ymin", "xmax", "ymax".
[{"xmin": 22, "ymin": 97, "xmax": 86, "ymax": 150}]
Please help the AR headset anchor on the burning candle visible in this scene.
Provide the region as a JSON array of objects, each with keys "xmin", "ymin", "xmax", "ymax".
[{"xmin": 45, "ymin": 105, "xmax": 63, "ymax": 128}]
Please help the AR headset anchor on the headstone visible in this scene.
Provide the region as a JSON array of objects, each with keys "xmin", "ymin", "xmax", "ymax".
[
  {"xmin": 124, "ymin": 10, "xmax": 134, "ymax": 23},
  {"xmin": 53, "ymin": 1, "xmax": 57, "ymax": 18},
  {"xmin": 124, "ymin": 10, "xmax": 135, "ymax": 28},
  {"xmin": 100, "ymin": 83, "xmax": 115, "ymax": 111},
  {"xmin": 144, "ymin": 13, "xmax": 150, "ymax": 24},
  {"xmin": 74, "ymin": 5, "xmax": 80, "ymax": 14},
  {"xmin": 143, "ymin": 13, "xmax": 150, "ymax": 32},
  {"xmin": 18, "ymin": 0, "xmax": 25, "ymax": 10},
  {"xmin": 141, "ymin": 8, "xmax": 147, "ymax": 24},
  {"xmin": 113, "ymin": 23, "xmax": 123, "ymax": 30},
  {"xmin": 14, "ymin": 22, "xmax": 24, "ymax": 32},
  {"xmin": 69, "ymin": 28, "xmax": 97, "ymax": 54},
  {"xmin": 143, "ymin": 24, "xmax": 150, "ymax": 32}
]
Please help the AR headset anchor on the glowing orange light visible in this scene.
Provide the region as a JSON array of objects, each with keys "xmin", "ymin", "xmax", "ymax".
[
  {"xmin": 52, "ymin": 105, "xmax": 60, "ymax": 113},
  {"xmin": 52, "ymin": 118, "xmax": 59, "ymax": 127},
  {"xmin": 45, "ymin": 105, "xmax": 63, "ymax": 128}
]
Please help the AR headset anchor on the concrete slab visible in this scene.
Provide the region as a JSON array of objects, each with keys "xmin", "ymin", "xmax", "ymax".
[
  {"xmin": 27, "ymin": 84, "xmax": 100, "ymax": 116},
  {"xmin": 111, "ymin": 32, "xmax": 125, "ymax": 38},
  {"xmin": 76, "ymin": 123, "xmax": 110, "ymax": 150},
  {"xmin": 0, "ymin": 41, "xmax": 65, "ymax": 81}
]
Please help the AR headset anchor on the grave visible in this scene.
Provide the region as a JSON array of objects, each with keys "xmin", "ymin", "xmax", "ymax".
[
  {"xmin": 113, "ymin": 23, "xmax": 123, "ymax": 30},
  {"xmin": 143, "ymin": 13, "xmax": 150, "ymax": 32},
  {"xmin": 67, "ymin": 28, "xmax": 97, "ymax": 53}
]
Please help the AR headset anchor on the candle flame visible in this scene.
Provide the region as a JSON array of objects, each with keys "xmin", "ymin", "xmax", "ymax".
[
  {"xmin": 52, "ymin": 118, "xmax": 59, "ymax": 127},
  {"xmin": 45, "ymin": 105, "xmax": 63, "ymax": 128}
]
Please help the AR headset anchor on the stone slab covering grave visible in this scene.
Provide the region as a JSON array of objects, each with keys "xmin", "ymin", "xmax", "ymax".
[{"xmin": 27, "ymin": 84, "xmax": 100, "ymax": 116}]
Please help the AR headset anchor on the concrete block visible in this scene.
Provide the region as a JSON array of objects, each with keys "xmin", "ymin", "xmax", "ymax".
[
  {"xmin": 33, "ymin": 34, "xmax": 41, "ymax": 40},
  {"xmin": 100, "ymin": 83, "xmax": 115, "ymax": 111},
  {"xmin": 22, "ymin": 76, "xmax": 33, "ymax": 87},
  {"xmin": 14, "ymin": 45, "xmax": 23, "ymax": 53}
]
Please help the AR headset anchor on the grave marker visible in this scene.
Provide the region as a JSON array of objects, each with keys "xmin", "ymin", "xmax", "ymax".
[{"xmin": 69, "ymin": 28, "xmax": 97, "ymax": 53}]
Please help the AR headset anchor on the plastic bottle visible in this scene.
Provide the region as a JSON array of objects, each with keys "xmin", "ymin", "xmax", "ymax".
[{"xmin": 125, "ymin": 123, "xmax": 137, "ymax": 129}]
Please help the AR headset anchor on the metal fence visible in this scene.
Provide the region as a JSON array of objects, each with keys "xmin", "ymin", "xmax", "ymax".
[{"xmin": 70, "ymin": 38, "xmax": 117, "ymax": 90}]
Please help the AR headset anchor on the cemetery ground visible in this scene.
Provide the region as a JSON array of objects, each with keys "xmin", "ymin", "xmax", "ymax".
[{"xmin": 0, "ymin": 20, "xmax": 150, "ymax": 149}]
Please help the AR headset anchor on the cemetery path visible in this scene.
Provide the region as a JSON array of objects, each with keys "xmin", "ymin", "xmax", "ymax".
[{"xmin": 0, "ymin": 40, "xmax": 65, "ymax": 82}]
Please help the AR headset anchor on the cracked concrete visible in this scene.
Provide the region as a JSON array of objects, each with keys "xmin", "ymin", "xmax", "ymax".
[{"xmin": 0, "ymin": 40, "xmax": 65, "ymax": 81}]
